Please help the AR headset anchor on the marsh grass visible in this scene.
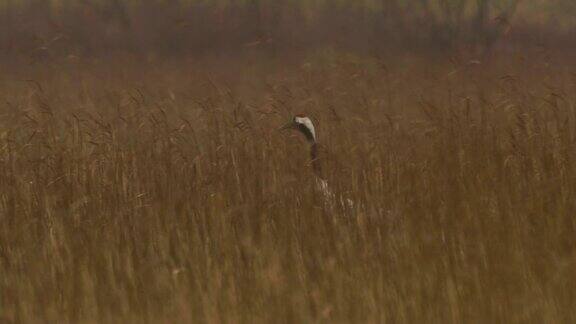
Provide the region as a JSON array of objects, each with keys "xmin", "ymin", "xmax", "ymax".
[{"xmin": 1, "ymin": 54, "xmax": 576, "ymax": 323}]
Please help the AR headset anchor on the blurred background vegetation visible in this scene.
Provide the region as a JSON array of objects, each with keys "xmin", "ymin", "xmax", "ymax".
[{"xmin": 1, "ymin": 0, "xmax": 576, "ymax": 60}]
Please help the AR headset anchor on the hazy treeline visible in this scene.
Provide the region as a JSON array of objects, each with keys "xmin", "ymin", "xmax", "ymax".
[{"xmin": 0, "ymin": 0, "xmax": 575, "ymax": 59}]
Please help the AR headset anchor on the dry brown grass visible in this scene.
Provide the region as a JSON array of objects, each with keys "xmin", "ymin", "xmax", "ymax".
[{"xmin": 1, "ymin": 52, "xmax": 576, "ymax": 323}]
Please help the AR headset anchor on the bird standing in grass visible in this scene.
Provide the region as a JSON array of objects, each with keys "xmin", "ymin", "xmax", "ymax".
[{"xmin": 280, "ymin": 114, "xmax": 352, "ymax": 208}]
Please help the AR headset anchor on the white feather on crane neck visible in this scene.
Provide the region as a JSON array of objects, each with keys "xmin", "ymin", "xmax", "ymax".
[{"xmin": 294, "ymin": 116, "xmax": 316, "ymax": 142}]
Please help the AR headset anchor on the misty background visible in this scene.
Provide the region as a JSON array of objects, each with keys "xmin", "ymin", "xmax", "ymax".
[{"xmin": 1, "ymin": 0, "xmax": 576, "ymax": 61}]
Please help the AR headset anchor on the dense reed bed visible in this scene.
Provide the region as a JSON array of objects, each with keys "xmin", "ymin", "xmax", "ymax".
[{"xmin": 1, "ymin": 53, "xmax": 576, "ymax": 323}]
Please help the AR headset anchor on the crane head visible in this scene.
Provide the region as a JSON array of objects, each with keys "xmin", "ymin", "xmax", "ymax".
[{"xmin": 280, "ymin": 114, "xmax": 316, "ymax": 143}]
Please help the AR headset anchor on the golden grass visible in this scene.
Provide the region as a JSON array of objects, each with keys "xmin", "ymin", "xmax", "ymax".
[{"xmin": 1, "ymin": 53, "xmax": 576, "ymax": 323}]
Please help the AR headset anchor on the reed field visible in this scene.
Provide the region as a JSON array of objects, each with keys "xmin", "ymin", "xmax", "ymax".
[
  {"xmin": 0, "ymin": 51, "xmax": 575, "ymax": 323},
  {"xmin": 2, "ymin": 1, "xmax": 576, "ymax": 323}
]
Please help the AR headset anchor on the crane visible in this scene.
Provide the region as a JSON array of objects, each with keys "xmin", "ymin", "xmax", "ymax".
[{"xmin": 280, "ymin": 114, "xmax": 353, "ymax": 209}]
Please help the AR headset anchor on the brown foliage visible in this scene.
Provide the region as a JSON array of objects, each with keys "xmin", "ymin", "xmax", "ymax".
[{"xmin": 1, "ymin": 52, "xmax": 576, "ymax": 322}]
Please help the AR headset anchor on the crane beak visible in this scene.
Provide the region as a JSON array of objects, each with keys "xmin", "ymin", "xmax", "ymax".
[{"xmin": 279, "ymin": 121, "xmax": 296, "ymax": 131}]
